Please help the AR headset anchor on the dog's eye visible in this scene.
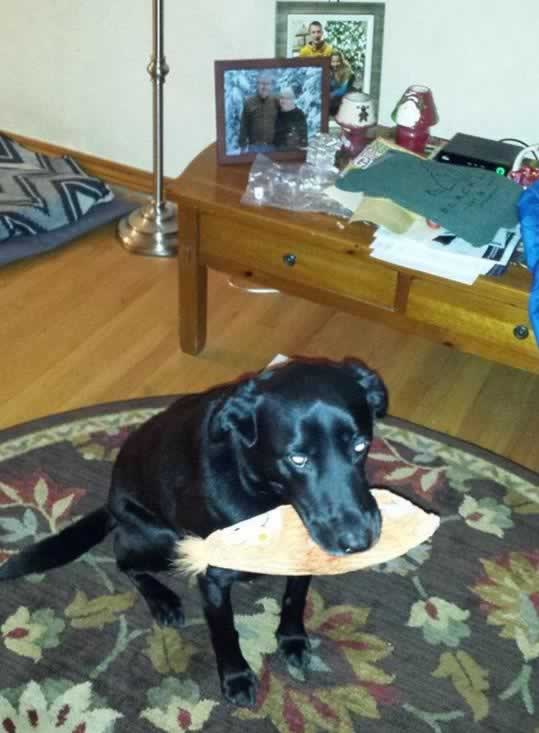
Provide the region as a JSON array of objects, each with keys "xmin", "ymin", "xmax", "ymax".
[
  {"xmin": 354, "ymin": 440, "xmax": 368, "ymax": 453},
  {"xmin": 290, "ymin": 454, "xmax": 308, "ymax": 468}
]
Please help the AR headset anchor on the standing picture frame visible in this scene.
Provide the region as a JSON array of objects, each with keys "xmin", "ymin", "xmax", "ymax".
[
  {"xmin": 275, "ymin": 2, "xmax": 385, "ymax": 118},
  {"xmin": 214, "ymin": 57, "xmax": 330, "ymax": 165}
]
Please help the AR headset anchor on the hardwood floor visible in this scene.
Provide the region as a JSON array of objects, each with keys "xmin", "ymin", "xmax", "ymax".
[{"xmin": 1, "ymin": 220, "xmax": 538, "ymax": 474}]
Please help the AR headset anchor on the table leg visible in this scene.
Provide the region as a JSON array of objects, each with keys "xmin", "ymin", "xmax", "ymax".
[{"xmin": 177, "ymin": 207, "xmax": 207, "ymax": 354}]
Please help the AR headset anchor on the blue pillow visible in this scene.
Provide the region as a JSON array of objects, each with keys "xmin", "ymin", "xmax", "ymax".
[
  {"xmin": 0, "ymin": 134, "xmax": 115, "ymax": 242},
  {"xmin": 0, "ymin": 196, "xmax": 138, "ymax": 266},
  {"xmin": 0, "ymin": 133, "xmax": 139, "ymax": 265}
]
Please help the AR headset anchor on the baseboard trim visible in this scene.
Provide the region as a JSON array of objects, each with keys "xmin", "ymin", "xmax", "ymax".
[{"xmin": 1, "ymin": 130, "xmax": 174, "ymax": 194}]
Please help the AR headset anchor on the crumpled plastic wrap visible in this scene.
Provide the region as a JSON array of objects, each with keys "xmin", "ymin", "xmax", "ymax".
[
  {"xmin": 241, "ymin": 134, "xmax": 350, "ymax": 217},
  {"xmin": 305, "ymin": 132, "xmax": 342, "ymax": 171}
]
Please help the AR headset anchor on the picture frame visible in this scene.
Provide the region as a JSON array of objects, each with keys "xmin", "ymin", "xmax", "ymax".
[
  {"xmin": 214, "ymin": 57, "xmax": 330, "ymax": 165},
  {"xmin": 275, "ymin": 2, "xmax": 385, "ymax": 118}
]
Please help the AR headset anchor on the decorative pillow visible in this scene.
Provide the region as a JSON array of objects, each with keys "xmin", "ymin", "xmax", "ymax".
[
  {"xmin": 0, "ymin": 134, "xmax": 114, "ymax": 242},
  {"xmin": 0, "ymin": 196, "xmax": 138, "ymax": 267}
]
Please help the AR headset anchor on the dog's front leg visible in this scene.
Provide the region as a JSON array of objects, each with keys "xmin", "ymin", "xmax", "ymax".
[
  {"xmin": 198, "ymin": 568, "xmax": 258, "ymax": 708},
  {"xmin": 277, "ymin": 575, "xmax": 312, "ymax": 671}
]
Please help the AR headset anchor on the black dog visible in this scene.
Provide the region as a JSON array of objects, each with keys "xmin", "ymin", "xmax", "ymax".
[{"xmin": 0, "ymin": 358, "xmax": 387, "ymax": 707}]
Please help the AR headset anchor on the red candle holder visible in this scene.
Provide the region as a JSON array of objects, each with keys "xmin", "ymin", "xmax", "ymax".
[{"xmin": 391, "ymin": 85, "xmax": 438, "ymax": 154}]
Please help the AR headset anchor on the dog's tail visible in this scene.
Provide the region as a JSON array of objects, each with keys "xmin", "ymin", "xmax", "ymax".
[{"xmin": 0, "ymin": 507, "xmax": 116, "ymax": 580}]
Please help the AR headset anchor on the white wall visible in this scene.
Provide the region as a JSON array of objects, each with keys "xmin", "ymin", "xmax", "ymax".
[{"xmin": 1, "ymin": 0, "xmax": 537, "ymax": 177}]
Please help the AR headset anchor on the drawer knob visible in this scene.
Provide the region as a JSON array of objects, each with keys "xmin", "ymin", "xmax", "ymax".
[
  {"xmin": 283, "ymin": 253, "xmax": 297, "ymax": 267},
  {"xmin": 513, "ymin": 324, "xmax": 529, "ymax": 340}
]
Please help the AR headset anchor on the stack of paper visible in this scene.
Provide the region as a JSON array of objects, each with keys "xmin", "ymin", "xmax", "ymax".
[
  {"xmin": 321, "ymin": 138, "xmax": 522, "ymax": 285},
  {"xmin": 336, "ymin": 152, "xmax": 521, "ymax": 247},
  {"xmin": 370, "ymin": 219, "xmax": 520, "ymax": 285}
]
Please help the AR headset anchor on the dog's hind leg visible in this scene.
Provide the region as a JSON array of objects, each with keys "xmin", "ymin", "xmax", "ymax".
[{"xmin": 113, "ymin": 519, "xmax": 185, "ymax": 628}]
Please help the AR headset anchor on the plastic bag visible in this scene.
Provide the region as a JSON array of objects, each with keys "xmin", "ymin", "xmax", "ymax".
[{"xmin": 241, "ymin": 134, "xmax": 350, "ymax": 217}]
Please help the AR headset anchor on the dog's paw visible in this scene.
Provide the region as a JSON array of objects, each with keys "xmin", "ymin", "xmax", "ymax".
[
  {"xmin": 278, "ymin": 633, "xmax": 312, "ymax": 671},
  {"xmin": 148, "ymin": 598, "xmax": 185, "ymax": 628},
  {"xmin": 221, "ymin": 668, "xmax": 259, "ymax": 708}
]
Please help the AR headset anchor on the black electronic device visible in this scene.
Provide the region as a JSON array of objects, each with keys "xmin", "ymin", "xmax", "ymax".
[{"xmin": 434, "ymin": 133, "xmax": 521, "ymax": 176}]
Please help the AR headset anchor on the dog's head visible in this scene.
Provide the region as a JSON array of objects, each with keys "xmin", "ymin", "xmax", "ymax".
[{"xmin": 214, "ymin": 358, "xmax": 387, "ymax": 556}]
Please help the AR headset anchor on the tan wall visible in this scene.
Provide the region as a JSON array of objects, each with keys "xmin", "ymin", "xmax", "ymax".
[{"xmin": 1, "ymin": 0, "xmax": 536, "ymax": 176}]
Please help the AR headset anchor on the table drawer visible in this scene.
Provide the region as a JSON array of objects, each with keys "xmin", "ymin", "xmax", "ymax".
[
  {"xmin": 407, "ymin": 280, "xmax": 536, "ymax": 356},
  {"xmin": 199, "ymin": 214, "xmax": 398, "ymax": 310}
]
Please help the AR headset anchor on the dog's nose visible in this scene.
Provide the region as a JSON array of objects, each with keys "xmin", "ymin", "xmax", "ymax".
[
  {"xmin": 339, "ymin": 505, "xmax": 382, "ymax": 554},
  {"xmin": 340, "ymin": 528, "xmax": 374, "ymax": 554}
]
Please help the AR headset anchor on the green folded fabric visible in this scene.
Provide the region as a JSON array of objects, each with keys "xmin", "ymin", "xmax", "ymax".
[{"xmin": 336, "ymin": 151, "xmax": 521, "ymax": 245}]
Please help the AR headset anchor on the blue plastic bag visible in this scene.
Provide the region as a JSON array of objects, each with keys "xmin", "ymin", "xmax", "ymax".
[{"xmin": 518, "ymin": 181, "xmax": 539, "ymax": 346}]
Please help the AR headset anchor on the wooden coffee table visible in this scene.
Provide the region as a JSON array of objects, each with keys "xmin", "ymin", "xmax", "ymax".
[{"xmin": 168, "ymin": 143, "xmax": 538, "ymax": 374}]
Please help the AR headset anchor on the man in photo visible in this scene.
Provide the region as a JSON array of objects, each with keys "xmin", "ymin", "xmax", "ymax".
[
  {"xmin": 274, "ymin": 86, "xmax": 308, "ymax": 151},
  {"xmin": 299, "ymin": 20, "xmax": 333, "ymax": 58},
  {"xmin": 238, "ymin": 72, "xmax": 279, "ymax": 151}
]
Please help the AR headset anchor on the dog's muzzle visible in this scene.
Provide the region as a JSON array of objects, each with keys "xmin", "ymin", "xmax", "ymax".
[{"xmin": 297, "ymin": 501, "xmax": 382, "ymax": 557}]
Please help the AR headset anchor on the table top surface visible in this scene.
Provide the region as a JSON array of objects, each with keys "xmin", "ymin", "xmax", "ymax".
[
  {"xmin": 168, "ymin": 142, "xmax": 531, "ymax": 304},
  {"xmin": 169, "ymin": 144, "xmax": 376, "ymax": 247}
]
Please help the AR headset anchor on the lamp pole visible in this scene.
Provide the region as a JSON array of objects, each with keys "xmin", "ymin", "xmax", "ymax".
[{"xmin": 118, "ymin": 0, "xmax": 178, "ymax": 256}]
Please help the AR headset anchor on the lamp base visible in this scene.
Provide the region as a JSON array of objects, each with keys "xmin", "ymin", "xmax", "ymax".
[
  {"xmin": 395, "ymin": 125, "xmax": 429, "ymax": 154},
  {"xmin": 118, "ymin": 200, "xmax": 178, "ymax": 257},
  {"xmin": 340, "ymin": 126, "xmax": 371, "ymax": 158}
]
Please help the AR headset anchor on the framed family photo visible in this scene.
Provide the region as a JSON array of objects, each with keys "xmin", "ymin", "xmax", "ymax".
[
  {"xmin": 275, "ymin": 2, "xmax": 385, "ymax": 118},
  {"xmin": 214, "ymin": 57, "xmax": 330, "ymax": 165}
]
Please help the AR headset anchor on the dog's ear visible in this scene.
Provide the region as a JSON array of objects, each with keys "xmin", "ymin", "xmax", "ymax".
[
  {"xmin": 211, "ymin": 379, "xmax": 262, "ymax": 447},
  {"xmin": 344, "ymin": 360, "xmax": 388, "ymax": 418}
]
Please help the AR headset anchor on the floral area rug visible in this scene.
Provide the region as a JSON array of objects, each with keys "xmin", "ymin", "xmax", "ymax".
[{"xmin": 0, "ymin": 397, "xmax": 537, "ymax": 733}]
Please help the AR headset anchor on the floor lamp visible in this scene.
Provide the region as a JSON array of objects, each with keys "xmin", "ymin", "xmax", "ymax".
[{"xmin": 118, "ymin": 0, "xmax": 178, "ymax": 256}]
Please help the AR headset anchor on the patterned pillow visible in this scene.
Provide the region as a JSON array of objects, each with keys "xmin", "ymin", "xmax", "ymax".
[{"xmin": 0, "ymin": 134, "xmax": 114, "ymax": 242}]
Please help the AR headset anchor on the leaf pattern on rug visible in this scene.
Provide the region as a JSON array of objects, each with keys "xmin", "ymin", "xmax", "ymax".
[
  {"xmin": 145, "ymin": 626, "xmax": 198, "ymax": 676},
  {"xmin": 65, "ymin": 591, "xmax": 137, "ymax": 631},
  {"xmin": 433, "ymin": 651, "xmax": 490, "ymax": 722},
  {"xmin": 0, "ymin": 400, "xmax": 537, "ymax": 731},
  {"xmin": 458, "ymin": 496, "xmax": 513, "ymax": 537},
  {"xmin": 2, "ymin": 607, "xmax": 64, "ymax": 662},
  {"xmin": 141, "ymin": 678, "xmax": 218, "ymax": 732},
  {"xmin": 472, "ymin": 551, "xmax": 539, "ymax": 662},
  {"xmin": 0, "ymin": 474, "xmax": 86, "ymax": 535},
  {"xmin": 0, "ymin": 680, "xmax": 122, "ymax": 732},
  {"xmin": 407, "ymin": 597, "xmax": 471, "ymax": 647},
  {"xmin": 71, "ymin": 427, "xmax": 132, "ymax": 463},
  {"xmin": 236, "ymin": 590, "xmax": 397, "ymax": 732}
]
